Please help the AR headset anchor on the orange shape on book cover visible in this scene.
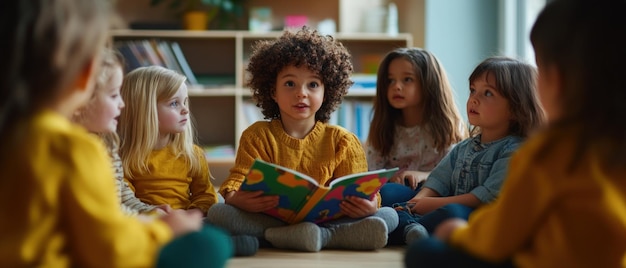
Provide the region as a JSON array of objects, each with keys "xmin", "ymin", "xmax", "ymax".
[
  {"xmin": 247, "ymin": 169, "xmax": 264, "ymax": 184},
  {"xmin": 275, "ymin": 207, "xmax": 297, "ymax": 220},
  {"xmin": 277, "ymin": 172, "xmax": 313, "ymax": 188},
  {"xmin": 357, "ymin": 176, "xmax": 383, "ymax": 195}
]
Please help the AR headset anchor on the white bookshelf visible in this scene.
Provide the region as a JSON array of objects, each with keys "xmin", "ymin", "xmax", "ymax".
[{"xmin": 110, "ymin": 30, "xmax": 412, "ymax": 181}]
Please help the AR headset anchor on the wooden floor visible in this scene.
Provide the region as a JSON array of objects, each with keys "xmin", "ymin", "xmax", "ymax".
[{"xmin": 226, "ymin": 246, "xmax": 405, "ymax": 268}]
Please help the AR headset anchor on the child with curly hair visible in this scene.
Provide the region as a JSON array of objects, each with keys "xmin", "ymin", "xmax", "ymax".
[
  {"xmin": 206, "ymin": 26, "xmax": 399, "ymax": 254},
  {"xmin": 367, "ymin": 47, "xmax": 467, "ymax": 206},
  {"xmin": 406, "ymin": 0, "xmax": 626, "ymax": 267}
]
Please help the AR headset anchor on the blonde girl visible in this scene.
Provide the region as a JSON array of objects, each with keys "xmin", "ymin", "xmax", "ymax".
[
  {"xmin": 118, "ymin": 65, "xmax": 218, "ymax": 216},
  {"xmin": 367, "ymin": 47, "xmax": 467, "ymax": 206}
]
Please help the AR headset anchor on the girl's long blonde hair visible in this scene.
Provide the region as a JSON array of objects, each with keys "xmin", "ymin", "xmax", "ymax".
[{"xmin": 118, "ymin": 66, "xmax": 202, "ymax": 179}]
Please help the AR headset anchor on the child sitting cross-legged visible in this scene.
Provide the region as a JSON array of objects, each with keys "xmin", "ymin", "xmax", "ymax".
[
  {"xmin": 205, "ymin": 26, "xmax": 399, "ymax": 254},
  {"xmin": 389, "ymin": 56, "xmax": 545, "ymax": 246}
]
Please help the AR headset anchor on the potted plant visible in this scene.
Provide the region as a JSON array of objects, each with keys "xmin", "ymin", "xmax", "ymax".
[{"xmin": 150, "ymin": 0, "xmax": 246, "ymax": 30}]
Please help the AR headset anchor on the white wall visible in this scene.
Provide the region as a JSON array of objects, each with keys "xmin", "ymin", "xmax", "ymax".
[
  {"xmin": 424, "ymin": 0, "xmax": 498, "ymax": 123},
  {"xmin": 424, "ymin": 0, "xmax": 545, "ymax": 124}
]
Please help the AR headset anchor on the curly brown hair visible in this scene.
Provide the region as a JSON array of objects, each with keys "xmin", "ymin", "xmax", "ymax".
[{"xmin": 246, "ymin": 26, "xmax": 354, "ymax": 122}]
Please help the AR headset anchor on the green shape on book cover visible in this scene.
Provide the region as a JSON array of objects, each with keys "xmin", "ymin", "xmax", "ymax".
[{"xmin": 240, "ymin": 159, "xmax": 398, "ymax": 224}]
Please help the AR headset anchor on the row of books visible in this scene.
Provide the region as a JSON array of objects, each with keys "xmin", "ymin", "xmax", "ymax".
[
  {"xmin": 114, "ymin": 39, "xmax": 377, "ymax": 92},
  {"xmin": 241, "ymin": 99, "xmax": 374, "ymax": 142},
  {"xmin": 114, "ymin": 39, "xmax": 198, "ymax": 85},
  {"xmin": 330, "ymin": 100, "xmax": 374, "ymax": 142}
]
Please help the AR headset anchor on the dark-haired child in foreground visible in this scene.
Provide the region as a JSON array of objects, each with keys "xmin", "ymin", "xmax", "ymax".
[
  {"xmin": 206, "ymin": 26, "xmax": 399, "ymax": 254},
  {"xmin": 405, "ymin": 0, "xmax": 626, "ymax": 267}
]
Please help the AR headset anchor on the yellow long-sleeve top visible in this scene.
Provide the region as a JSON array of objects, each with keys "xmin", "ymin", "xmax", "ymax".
[
  {"xmin": 0, "ymin": 110, "xmax": 172, "ymax": 267},
  {"xmin": 111, "ymin": 145, "xmax": 157, "ymax": 215},
  {"xmin": 127, "ymin": 145, "xmax": 218, "ymax": 214},
  {"xmin": 451, "ymin": 126, "xmax": 626, "ymax": 267},
  {"xmin": 220, "ymin": 120, "xmax": 370, "ymax": 201}
]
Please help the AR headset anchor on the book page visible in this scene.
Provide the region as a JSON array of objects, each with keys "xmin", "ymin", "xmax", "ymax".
[
  {"xmin": 328, "ymin": 168, "xmax": 398, "ymax": 188},
  {"xmin": 299, "ymin": 168, "xmax": 398, "ymax": 223}
]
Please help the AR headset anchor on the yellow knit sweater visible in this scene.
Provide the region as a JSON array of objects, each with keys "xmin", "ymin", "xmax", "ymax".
[
  {"xmin": 0, "ymin": 110, "xmax": 171, "ymax": 267},
  {"xmin": 220, "ymin": 120, "xmax": 369, "ymax": 199},
  {"xmin": 127, "ymin": 145, "xmax": 218, "ymax": 214}
]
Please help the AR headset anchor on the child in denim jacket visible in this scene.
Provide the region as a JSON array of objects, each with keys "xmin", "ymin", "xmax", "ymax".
[{"xmin": 388, "ymin": 56, "xmax": 545, "ymax": 245}]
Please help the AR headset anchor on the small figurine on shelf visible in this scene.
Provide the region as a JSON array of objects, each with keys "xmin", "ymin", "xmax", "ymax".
[{"xmin": 150, "ymin": 0, "xmax": 246, "ymax": 30}]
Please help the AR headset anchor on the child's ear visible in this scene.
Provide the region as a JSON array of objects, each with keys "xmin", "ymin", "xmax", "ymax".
[{"xmin": 74, "ymin": 57, "xmax": 99, "ymax": 92}]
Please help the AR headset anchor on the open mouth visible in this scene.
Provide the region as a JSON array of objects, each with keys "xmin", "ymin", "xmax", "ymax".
[{"xmin": 294, "ymin": 103, "xmax": 309, "ymax": 108}]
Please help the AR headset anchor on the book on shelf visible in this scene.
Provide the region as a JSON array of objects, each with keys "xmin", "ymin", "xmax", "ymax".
[
  {"xmin": 330, "ymin": 100, "xmax": 373, "ymax": 142},
  {"xmin": 153, "ymin": 40, "xmax": 185, "ymax": 76},
  {"xmin": 240, "ymin": 159, "xmax": 398, "ymax": 224},
  {"xmin": 195, "ymin": 75, "xmax": 237, "ymax": 89},
  {"xmin": 354, "ymin": 100, "xmax": 373, "ymax": 141},
  {"xmin": 169, "ymin": 41, "xmax": 198, "ymax": 85},
  {"xmin": 114, "ymin": 39, "xmax": 198, "ymax": 85},
  {"xmin": 137, "ymin": 40, "xmax": 164, "ymax": 67},
  {"xmin": 115, "ymin": 43, "xmax": 142, "ymax": 71},
  {"xmin": 350, "ymin": 73, "xmax": 377, "ymax": 90}
]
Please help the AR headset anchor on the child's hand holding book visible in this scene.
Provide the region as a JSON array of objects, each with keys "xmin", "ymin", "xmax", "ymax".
[
  {"xmin": 339, "ymin": 195, "xmax": 379, "ymax": 218},
  {"xmin": 224, "ymin": 189, "xmax": 280, "ymax": 213}
]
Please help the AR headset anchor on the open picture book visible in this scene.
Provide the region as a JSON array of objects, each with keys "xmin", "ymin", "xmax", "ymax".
[{"xmin": 240, "ymin": 159, "xmax": 399, "ymax": 224}]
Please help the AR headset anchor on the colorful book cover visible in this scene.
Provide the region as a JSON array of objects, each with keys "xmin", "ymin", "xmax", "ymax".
[{"xmin": 240, "ymin": 159, "xmax": 398, "ymax": 224}]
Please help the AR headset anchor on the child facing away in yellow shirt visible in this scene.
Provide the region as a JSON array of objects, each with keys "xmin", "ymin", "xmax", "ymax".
[
  {"xmin": 0, "ymin": 1, "xmax": 231, "ymax": 267},
  {"xmin": 118, "ymin": 66, "xmax": 218, "ymax": 216},
  {"xmin": 405, "ymin": 0, "xmax": 626, "ymax": 267},
  {"xmin": 205, "ymin": 26, "xmax": 399, "ymax": 255}
]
